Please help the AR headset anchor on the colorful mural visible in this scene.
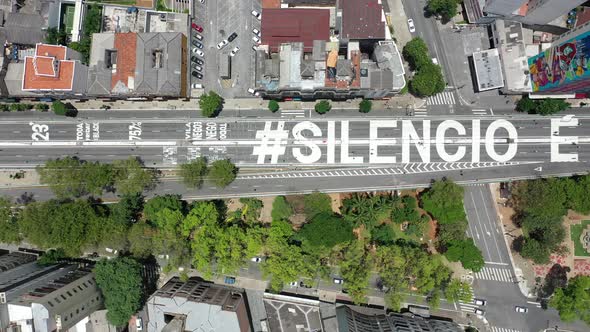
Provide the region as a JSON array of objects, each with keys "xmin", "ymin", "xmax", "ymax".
[{"xmin": 528, "ymin": 29, "xmax": 590, "ymax": 93}]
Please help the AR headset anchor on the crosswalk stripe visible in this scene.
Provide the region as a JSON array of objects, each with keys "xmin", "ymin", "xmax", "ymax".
[
  {"xmin": 475, "ymin": 266, "xmax": 514, "ymax": 283},
  {"xmin": 490, "ymin": 327, "xmax": 522, "ymax": 332},
  {"xmin": 426, "ymin": 92, "xmax": 456, "ymax": 105}
]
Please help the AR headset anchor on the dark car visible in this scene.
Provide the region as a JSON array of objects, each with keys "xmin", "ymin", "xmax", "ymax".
[
  {"xmin": 195, "ymin": 58, "xmax": 204, "ymax": 65},
  {"xmin": 191, "ymin": 56, "xmax": 199, "ymax": 62},
  {"xmin": 228, "ymin": 32, "xmax": 238, "ymax": 42},
  {"xmin": 192, "ymin": 71, "xmax": 203, "ymax": 79},
  {"xmin": 192, "ymin": 40, "xmax": 203, "ymax": 48}
]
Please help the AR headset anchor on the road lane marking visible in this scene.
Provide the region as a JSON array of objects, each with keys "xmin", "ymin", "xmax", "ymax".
[
  {"xmin": 479, "ymin": 186, "xmax": 504, "ymax": 263},
  {"xmin": 484, "ymin": 261, "xmax": 508, "ymax": 265},
  {"xmin": 470, "ymin": 191, "xmax": 493, "ymax": 260}
]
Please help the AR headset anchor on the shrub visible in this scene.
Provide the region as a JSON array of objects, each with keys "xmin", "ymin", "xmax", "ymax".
[
  {"xmin": 314, "ymin": 100, "xmax": 331, "ymax": 114},
  {"xmin": 268, "ymin": 100, "xmax": 280, "ymax": 112},
  {"xmin": 359, "ymin": 99, "xmax": 372, "ymax": 113}
]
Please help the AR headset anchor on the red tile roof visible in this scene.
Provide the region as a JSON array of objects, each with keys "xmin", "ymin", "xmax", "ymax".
[
  {"xmin": 112, "ymin": 33, "xmax": 137, "ymax": 90},
  {"xmin": 22, "ymin": 44, "xmax": 75, "ymax": 91},
  {"xmin": 340, "ymin": 0, "xmax": 385, "ymax": 40},
  {"xmin": 261, "ymin": 8, "xmax": 330, "ymax": 52}
]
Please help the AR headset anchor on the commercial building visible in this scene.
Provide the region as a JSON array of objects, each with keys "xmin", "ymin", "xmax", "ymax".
[
  {"xmin": 528, "ymin": 21, "xmax": 590, "ymax": 95},
  {"xmin": 472, "ymin": 48, "xmax": 505, "ymax": 91},
  {"xmin": 20, "ymin": 43, "xmax": 88, "ymax": 95},
  {"xmin": 145, "ymin": 277, "xmax": 251, "ymax": 332},
  {"xmin": 491, "ymin": 20, "xmax": 534, "ymax": 94},
  {"xmin": 261, "ymin": 8, "xmax": 331, "ymax": 52},
  {"xmin": 87, "ymin": 32, "xmax": 187, "ymax": 98},
  {"xmin": 0, "ymin": 251, "xmax": 102, "ymax": 332},
  {"xmin": 335, "ymin": 305, "xmax": 463, "ymax": 332}
]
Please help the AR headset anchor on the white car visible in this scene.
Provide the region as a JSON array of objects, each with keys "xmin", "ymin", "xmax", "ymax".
[
  {"xmin": 252, "ymin": 28, "xmax": 261, "ymax": 36},
  {"xmin": 474, "ymin": 308, "xmax": 484, "ymax": 316},
  {"xmin": 432, "ymin": 57, "xmax": 438, "ymax": 65},
  {"xmin": 333, "ymin": 278, "xmax": 343, "ymax": 284},
  {"xmin": 251, "ymin": 10, "xmax": 261, "ymax": 20},
  {"xmin": 194, "ymin": 33, "xmax": 203, "ymax": 40},
  {"xmin": 408, "ymin": 19, "xmax": 416, "ymax": 33},
  {"xmin": 247, "ymin": 88, "xmax": 260, "ymax": 96},
  {"xmin": 192, "ymin": 65, "xmax": 203, "ymax": 72},
  {"xmin": 191, "ymin": 83, "xmax": 203, "ymax": 89},
  {"xmin": 192, "ymin": 48, "xmax": 204, "ymax": 57},
  {"xmin": 199, "ymin": 0, "xmax": 204, "ymax": 3},
  {"xmin": 136, "ymin": 317, "xmax": 143, "ymax": 331},
  {"xmin": 252, "ymin": 36, "xmax": 260, "ymax": 43},
  {"xmin": 515, "ymin": 306, "xmax": 528, "ymax": 313},
  {"xmin": 217, "ymin": 39, "xmax": 229, "ymax": 50},
  {"xmin": 289, "ymin": 281, "xmax": 298, "ymax": 287},
  {"xmin": 250, "ymin": 257, "xmax": 262, "ymax": 263},
  {"xmin": 473, "ymin": 298, "xmax": 487, "ymax": 306},
  {"xmin": 230, "ymin": 46, "xmax": 240, "ymax": 57}
]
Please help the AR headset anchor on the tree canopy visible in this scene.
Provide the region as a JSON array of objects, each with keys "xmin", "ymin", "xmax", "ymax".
[
  {"xmin": 112, "ymin": 157, "xmax": 156, "ymax": 195},
  {"xmin": 314, "ymin": 100, "xmax": 332, "ymax": 114},
  {"xmin": 426, "ymin": 0, "xmax": 460, "ymax": 22},
  {"xmin": 516, "ymin": 96, "xmax": 570, "ymax": 115},
  {"xmin": 409, "ymin": 62, "xmax": 445, "ymax": 97},
  {"xmin": 295, "ymin": 213, "xmax": 354, "ymax": 255},
  {"xmin": 359, "ymin": 99, "xmax": 372, "ymax": 113},
  {"xmin": 444, "ymin": 239, "xmax": 485, "ymax": 272},
  {"xmin": 94, "ymin": 257, "xmax": 143, "ymax": 327},
  {"xmin": 0, "ymin": 197, "xmax": 21, "ymax": 243},
  {"xmin": 550, "ymin": 275, "xmax": 590, "ymax": 325},
  {"xmin": 208, "ymin": 159, "xmax": 238, "ymax": 187},
  {"xmin": 179, "ymin": 157, "xmax": 208, "ymax": 188},
  {"xmin": 340, "ymin": 241, "xmax": 370, "ymax": 304},
  {"xmin": 268, "ymin": 100, "xmax": 280, "ymax": 112},
  {"xmin": 304, "ymin": 192, "xmax": 333, "ymax": 220},
  {"xmin": 421, "ymin": 179, "xmax": 466, "ymax": 224},
  {"xmin": 444, "ymin": 279, "xmax": 473, "ymax": 303},
  {"xmin": 402, "ymin": 38, "xmax": 431, "ymax": 70},
  {"xmin": 199, "ymin": 91, "xmax": 224, "ymax": 117},
  {"xmin": 271, "ymin": 196, "xmax": 293, "ymax": 222}
]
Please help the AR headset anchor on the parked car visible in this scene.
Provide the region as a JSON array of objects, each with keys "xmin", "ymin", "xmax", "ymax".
[
  {"xmin": 473, "ymin": 298, "xmax": 487, "ymax": 306},
  {"xmin": 432, "ymin": 57, "xmax": 439, "ymax": 65},
  {"xmin": 407, "ymin": 19, "xmax": 416, "ymax": 33},
  {"xmin": 333, "ymin": 278, "xmax": 343, "ymax": 284},
  {"xmin": 288, "ymin": 281, "xmax": 298, "ymax": 287},
  {"xmin": 194, "ymin": 49, "xmax": 204, "ymax": 57},
  {"xmin": 193, "ymin": 33, "xmax": 203, "ymax": 40},
  {"xmin": 230, "ymin": 46, "xmax": 240, "ymax": 56},
  {"xmin": 299, "ymin": 281, "xmax": 312, "ymax": 288},
  {"xmin": 251, "ymin": 10, "xmax": 261, "ymax": 20},
  {"xmin": 192, "ymin": 65, "xmax": 203, "ymax": 72},
  {"xmin": 252, "ymin": 28, "xmax": 261, "ymax": 36},
  {"xmin": 136, "ymin": 317, "xmax": 143, "ymax": 331},
  {"xmin": 247, "ymin": 88, "xmax": 260, "ymax": 96},
  {"xmin": 252, "ymin": 36, "xmax": 260, "ymax": 43},
  {"xmin": 199, "ymin": 0, "xmax": 204, "ymax": 3},
  {"xmin": 191, "ymin": 83, "xmax": 203, "ymax": 89},
  {"xmin": 191, "ymin": 22, "xmax": 203, "ymax": 32},
  {"xmin": 192, "ymin": 71, "xmax": 203, "ymax": 79},
  {"xmin": 195, "ymin": 58, "xmax": 204, "ymax": 65},
  {"xmin": 252, "ymin": 45, "xmax": 258, "ymax": 51},
  {"xmin": 515, "ymin": 306, "xmax": 528, "ymax": 313},
  {"xmin": 192, "ymin": 40, "xmax": 203, "ymax": 48},
  {"xmin": 228, "ymin": 32, "xmax": 238, "ymax": 42},
  {"xmin": 224, "ymin": 276, "xmax": 236, "ymax": 284},
  {"xmin": 251, "ymin": 257, "xmax": 263, "ymax": 263},
  {"xmin": 217, "ymin": 39, "xmax": 229, "ymax": 50},
  {"xmin": 474, "ymin": 308, "xmax": 485, "ymax": 316}
]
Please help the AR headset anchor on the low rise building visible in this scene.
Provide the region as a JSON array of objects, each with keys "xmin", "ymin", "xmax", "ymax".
[
  {"xmin": 472, "ymin": 48, "xmax": 504, "ymax": 91},
  {"xmin": 491, "ymin": 20, "xmax": 533, "ymax": 94}
]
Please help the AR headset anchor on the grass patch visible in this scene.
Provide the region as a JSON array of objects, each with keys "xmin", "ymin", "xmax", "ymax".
[{"xmin": 570, "ymin": 220, "xmax": 590, "ymax": 257}]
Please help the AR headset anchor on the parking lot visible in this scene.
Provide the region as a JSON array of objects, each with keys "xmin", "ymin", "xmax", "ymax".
[{"xmin": 190, "ymin": 0, "xmax": 261, "ymax": 98}]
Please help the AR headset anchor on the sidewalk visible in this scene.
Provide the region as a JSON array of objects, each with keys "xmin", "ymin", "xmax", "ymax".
[{"xmin": 68, "ymin": 95, "xmax": 422, "ymax": 111}]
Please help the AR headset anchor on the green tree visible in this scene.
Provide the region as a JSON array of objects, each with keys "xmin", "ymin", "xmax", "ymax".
[
  {"xmin": 208, "ymin": 159, "xmax": 237, "ymax": 187},
  {"xmin": 37, "ymin": 158, "xmax": 113, "ymax": 198},
  {"xmin": 239, "ymin": 197, "xmax": 263, "ymax": 223},
  {"xmin": 409, "ymin": 62, "xmax": 445, "ymax": 97},
  {"xmin": 445, "ymin": 279, "xmax": 473, "ymax": 303},
  {"xmin": 427, "ymin": 0, "xmax": 459, "ymax": 22},
  {"xmin": 444, "ymin": 239, "xmax": 485, "ymax": 272},
  {"xmin": 304, "ymin": 192, "xmax": 332, "ymax": 220},
  {"xmin": 0, "ymin": 197, "xmax": 21, "ymax": 243},
  {"xmin": 516, "ymin": 96, "xmax": 537, "ymax": 114},
  {"xmin": 295, "ymin": 213, "xmax": 354, "ymax": 255},
  {"xmin": 550, "ymin": 275, "xmax": 590, "ymax": 325},
  {"xmin": 143, "ymin": 195, "xmax": 184, "ymax": 222},
  {"xmin": 38, "ymin": 248, "xmax": 67, "ymax": 265},
  {"xmin": 199, "ymin": 91, "xmax": 224, "ymax": 117},
  {"xmin": 112, "ymin": 157, "xmax": 156, "ymax": 195},
  {"xmin": 340, "ymin": 241, "xmax": 370, "ymax": 304},
  {"xmin": 371, "ymin": 224, "xmax": 397, "ymax": 245},
  {"xmin": 314, "ymin": 100, "xmax": 332, "ymax": 114},
  {"xmin": 127, "ymin": 222, "xmax": 156, "ymax": 258},
  {"xmin": 536, "ymin": 99, "xmax": 570, "ymax": 115},
  {"xmin": 402, "ymin": 38, "xmax": 430, "ymax": 70},
  {"xmin": 341, "ymin": 193, "xmax": 393, "ymax": 231},
  {"xmin": 373, "ymin": 245, "xmax": 410, "ymax": 311},
  {"xmin": 421, "ymin": 179, "xmax": 466, "ymax": 224},
  {"xmin": 34, "ymin": 104, "xmax": 49, "ymax": 111},
  {"xmin": 94, "ymin": 257, "xmax": 143, "ymax": 327},
  {"xmin": 268, "ymin": 100, "xmax": 280, "ymax": 112},
  {"xmin": 359, "ymin": 99, "xmax": 372, "ymax": 113},
  {"xmin": 271, "ymin": 196, "xmax": 292, "ymax": 221},
  {"xmin": 179, "ymin": 157, "xmax": 208, "ymax": 188},
  {"xmin": 437, "ymin": 219, "xmax": 468, "ymax": 247}
]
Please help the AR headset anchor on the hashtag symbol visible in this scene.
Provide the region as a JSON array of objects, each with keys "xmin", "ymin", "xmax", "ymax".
[{"xmin": 252, "ymin": 121, "xmax": 289, "ymax": 164}]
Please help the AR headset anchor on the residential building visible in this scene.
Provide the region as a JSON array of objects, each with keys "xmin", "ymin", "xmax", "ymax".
[
  {"xmin": 145, "ymin": 277, "xmax": 251, "ymax": 332},
  {"xmin": 20, "ymin": 43, "xmax": 88, "ymax": 95},
  {"xmin": 0, "ymin": 251, "xmax": 102, "ymax": 332},
  {"xmin": 335, "ymin": 305, "xmax": 463, "ymax": 332},
  {"xmin": 472, "ymin": 48, "xmax": 505, "ymax": 91},
  {"xmin": 527, "ymin": 21, "xmax": 590, "ymax": 95},
  {"xmin": 87, "ymin": 32, "xmax": 187, "ymax": 98}
]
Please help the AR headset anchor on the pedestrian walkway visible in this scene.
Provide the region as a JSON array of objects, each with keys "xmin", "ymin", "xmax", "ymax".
[
  {"xmin": 489, "ymin": 327, "xmax": 522, "ymax": 332},
  {"xmin": 280, "ymin": 109, "xmax": 306, "ymax": 118},
  {"xmin": 413, "ymin": 108, "xmax": 428, "ymax": 117},
  {"xmin": 472, "ymin": 109, "xmax": 489, "ymax": 116},
  {"xmin": 458, "ymin": 302, "xmax": 478, "ymax": 314},
  {"xmin": 474, "ymin": 266, "xmax": 514, "ymax": 283},
  {"xmin": 426, "ymin": 91, "xmax": 455, "ymax": 105}
]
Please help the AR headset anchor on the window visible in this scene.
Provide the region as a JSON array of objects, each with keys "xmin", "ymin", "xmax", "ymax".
[
  {"xmin": 66, "ymin": 291, "xmax": 72, "ymax": 297},
  {"xmin": 54, "ymin": 297, "xmax": 61, "ymax": 304},
  {"xmin": 61, "ymin": 295, "xmax": 66, "ymax": 300},
  {"xmin": 48, "ymin": 301, "xmax": 54, "ymax": 307}
]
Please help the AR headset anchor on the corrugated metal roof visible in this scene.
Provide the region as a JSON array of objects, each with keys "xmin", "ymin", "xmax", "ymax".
[
  {"xmin": 340, "ymin": 0, "xmax": 385, "ymax": 40},
  {"xmin": 261, "ymin": 8, "xmax": 330, "ymax": 52}
]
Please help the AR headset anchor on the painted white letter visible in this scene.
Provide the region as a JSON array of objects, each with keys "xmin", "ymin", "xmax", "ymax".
[
  {"xmin": 436, "ymin": 120, "xmax": 466, "ymax": 162},
  {"xmin": 471, "ymin": 120, "xmax": 481, "ymax": 163},
  {"xmin": 551, "ymin": 116, "xmax": 579, "ymax": 162},
  {"xmin": 341, "ymin": 121, "xmax": 363, "ymax": 164},
  {"xmin": 485, "ymin": 120, "xmax": 518, "ymax": 162},
  {"xmin": 370, "ymin": 120, "xmax": 397, "ymax": 164},
  {"xmin": 292, "ymin": 121, "xmax": 322, "ymax": 164},
  {"xmin": 327, "ymin": 121, "xmax": 335, "ymax": 164},
  {"xmin": 402, "ymin": 120, "xmax": 430, "ymax": 163}
]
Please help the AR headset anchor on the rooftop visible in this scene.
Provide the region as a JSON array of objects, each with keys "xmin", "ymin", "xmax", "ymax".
[
  {"xmin": 494, "ymin": 20, "xmax": 532, "ymax": 93},
  {"xmin": 472, "ymin": 48, "xmax": 504, "ymax": 91},
  {"xmin": 340, "ymin": 0, "xmax": 385, "ymax": 40},
  {"xmin": 22, "ymin": 44, "xmax": 79, "ymax": 91},
  {"xmin": 263, "ymin": 293, "xmax": 323, "ymax": 332},
  {"xmin": 102, "ymin": 6, "xmax": 189, "ymax": 33},
  {"xmin": 261, "ymin": 8, "xmax": 330, "ymax": 52}
]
